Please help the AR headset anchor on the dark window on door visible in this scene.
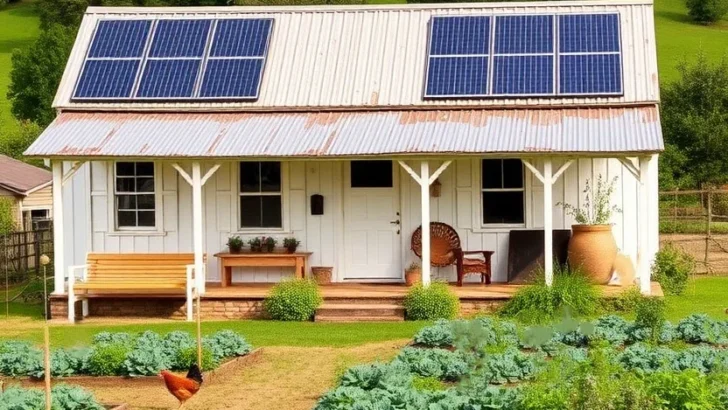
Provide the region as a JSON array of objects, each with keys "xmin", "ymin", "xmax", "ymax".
[
  {"xmin": 351, "ymin": 160, "xmax": 393, "ymax": 188},
  {"xmin": 482, "ymin": 159, "xmax": 525, "ymax": 224},
  {"xmin": 240, "ymin": 162, "xmax": 282, "ymax": 228}
]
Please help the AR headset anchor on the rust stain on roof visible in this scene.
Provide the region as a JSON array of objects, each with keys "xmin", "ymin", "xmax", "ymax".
[
  {"xmin": 398, "ymin": 110, "xmax": 490, "ymax": 127},
  {"xmin": 370, "ymin": 92, "xmax": 379, "ymax": 106},
  {"xmin": 640, "ymin": 106, "xmax": 658, "ymax": 123},
  {"xmin": 206, "ymin": 126, "xmax": 229, "ymax": 155},
  {"xmin": 304, "ymin": 112, "xmax": 343, "ymax": 129}
]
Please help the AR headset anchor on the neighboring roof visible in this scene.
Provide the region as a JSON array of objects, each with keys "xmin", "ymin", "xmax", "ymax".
[
  {"xmin": 25, "ymin": 106, "xmax": 663, "ymax": 158},
  {"xmin": 53, "ymin": 1, "xmax": 659, "ymax": 111},
  {"xmin": 0, "ymin": 155, "xmax": 52, "ymax": 196}
]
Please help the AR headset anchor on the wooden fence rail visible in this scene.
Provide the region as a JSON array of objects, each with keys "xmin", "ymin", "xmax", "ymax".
[{"xmin": 0, "ymin": 228, "xmax": 54, "ymax": 284}]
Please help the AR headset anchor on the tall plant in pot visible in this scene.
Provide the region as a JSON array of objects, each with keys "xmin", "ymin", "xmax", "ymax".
[{"xmin": 558, "ymin": 175, "xmax": 622, "ymax": 284}]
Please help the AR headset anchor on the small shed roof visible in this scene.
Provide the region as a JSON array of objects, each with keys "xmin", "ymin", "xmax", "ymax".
[
  {"xmin": 0, "ymin": 155, "xmax": 52, "ymax": 195},
  {"xmin": 25, "ymin": 107, "xmax": 663, "ymax": 158}
]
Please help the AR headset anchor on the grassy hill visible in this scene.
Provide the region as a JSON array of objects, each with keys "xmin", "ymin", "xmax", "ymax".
[{"xmin": 0, "ymin": 0, "xmax": 725, "ymax": 136}]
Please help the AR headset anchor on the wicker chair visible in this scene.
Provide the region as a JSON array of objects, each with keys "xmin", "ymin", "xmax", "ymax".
[{"xmin": 411, "ymin": 222, "xmax": 494, "ymax": 286}]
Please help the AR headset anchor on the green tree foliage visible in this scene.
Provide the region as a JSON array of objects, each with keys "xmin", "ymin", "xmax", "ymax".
[
  {"xmin": 7, "ymin": 25, "xmax": 75, "ymax": 127},
  {"xmin": 0, "ymin": 198, "xmax": 17, "ymax": 235},
  {"xmin": 37, "ymin": 0, "xmax": 89, "ymax": 30},
  {"xmin": 661, "ymin": 54, "xmax": 728, "ymax": 188},
  {"xmin": 0, "ymin": 120, "xmax": 42, "ymax": 165},
  {"xmin": 686, "ymin": 0, "xmax": 728, "ymax": 25}
]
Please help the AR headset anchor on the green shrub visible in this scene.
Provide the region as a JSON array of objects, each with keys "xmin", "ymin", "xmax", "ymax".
[
  {"xmin": 635, "ymin": 296, "xmax": 667, "ymax": 343},
  {"xmin": 0, "ymin": 384, "xmax": 104, "ymax": 410},
  {"xmin": 403, "ymin": 282, "xmax": 459, "ymax": 321},
  {"xmin": 686, "ymin": 0, "xmax": 728, "ymax": 24},
  {"xmin": 601, "ymin": 286, "xmax": 643, "ymax": 312},
  {"xmin": 87, "ymin": 343, "xmax": 129, "ymax": 376},
  {"xmin": 263, "ymin": 279, "xmax": 322, "ymax": 321},
  {"xmin": 646, "ymin": 370, "xmax": 723, "ymax": 409},
  {"xmin": 499, "ymin": 268, "xmax": 600, "ymax": 323},
  {"xmin": 0, "ymin": 197, "xmax": 16, "ymax": 235},
  {"xmin": 174, "ymin": 346, "xmax": 218, "ymax": 371},
  {"xmin": 652, "ymin": 244, "xmax": 694, "ymax": 295}
]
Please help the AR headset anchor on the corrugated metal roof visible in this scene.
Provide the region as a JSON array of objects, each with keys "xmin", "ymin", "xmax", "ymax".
[
  {"xmin": 0, "ymin": 155, "xmax": 52, "ymax": 195},
  {"xmin": 25, "ymin": 107, "xmax": 663, "ymax": 158},
  {"xmin": 53, "ymin": 1, "xmax": 659, "ymax": 111}
]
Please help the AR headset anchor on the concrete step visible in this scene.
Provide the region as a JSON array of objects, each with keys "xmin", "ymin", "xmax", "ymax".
[
  {"xmin": 315, "ymin": 303, "xmax": 405, "ymax": 318},
  {"xmin": 315, "ymin": 315, "xmax": 405, "ymax": 322}
]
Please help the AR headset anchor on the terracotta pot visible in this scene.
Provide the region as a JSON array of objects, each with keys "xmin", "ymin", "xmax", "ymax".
[
  {"xmin": 312, "ymin": 266, "xmax": 333, "ymax": 285},
  {"xmin": 405, "ymin": 269, "xmax": 421, "ymax": 286},
  {"xmin": 567, "ymin": 224, "xmax": 618, "ymax": 284}
]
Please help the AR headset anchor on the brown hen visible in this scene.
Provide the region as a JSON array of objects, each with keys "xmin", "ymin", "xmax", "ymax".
[{"xmin": 160, "ymin": 364, "xmax": 203, "ymax": 408}]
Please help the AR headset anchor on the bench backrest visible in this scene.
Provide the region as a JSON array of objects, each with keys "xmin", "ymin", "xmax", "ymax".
[{"xmin": 86, "ymin": 253, "xmax": 204, "ymax": 282}]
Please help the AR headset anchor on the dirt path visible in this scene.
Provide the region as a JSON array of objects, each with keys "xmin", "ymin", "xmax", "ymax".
[{"xmin": 80, "ymin": 340, "xmax": 407, "ymax": 410}]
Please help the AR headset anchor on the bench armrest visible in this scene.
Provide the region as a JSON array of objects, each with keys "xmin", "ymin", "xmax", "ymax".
[{"xmin": 67, "ymin": 264, "xmax": 88, "ymax": 284}]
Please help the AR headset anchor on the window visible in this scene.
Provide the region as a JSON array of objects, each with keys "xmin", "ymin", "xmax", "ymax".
[
  {"xmin": 481, "ymin": 159, "xmax": 524, "ymax": 224},
  {"xmin": 115, "ymin": 162, "xmax": 156, "ymax": 228},
  {"xmin": 350, "ymin": 161, "xmax": 393, "ymax": 188},
  {"xmin": 240, "ymin": 162, "xmax": 282, "ymax": 228}
]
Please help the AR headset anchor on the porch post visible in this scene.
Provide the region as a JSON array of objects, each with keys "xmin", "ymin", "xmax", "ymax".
[
  {"xmin": 420, "ymin": 161, "xmax": 431, "ymax": 286},
  {"xmin": 191, "ymin": 162, "xmax": 205, "ymax": 294},
  {"xmin": 51, "ymin": 161, "xmax": 64, "ymax": 294},
  {"xmin": 543, "ymin": 159, "xmax": 554, "ymax": 286},
  {"xmin": 638, "ymin": 156, "xmax": 651, "ymax": 295}
]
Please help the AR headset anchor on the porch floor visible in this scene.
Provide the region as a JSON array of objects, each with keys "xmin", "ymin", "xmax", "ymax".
[{"xmin": 203, "ymin": 282, "xmax": 664, "ymax": 300}]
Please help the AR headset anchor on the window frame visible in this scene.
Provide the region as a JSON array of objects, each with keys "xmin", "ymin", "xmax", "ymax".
[
  {"xmin": 236, "ymin": 161, "xmax": 288, "ymax": 233},
  {"xmin": 472, "ymin": 158, "xmax": 529, "ymax": 231},
  {"xmin": 108, "ymin": 161, "xmax": 163, "ymax": 233}
]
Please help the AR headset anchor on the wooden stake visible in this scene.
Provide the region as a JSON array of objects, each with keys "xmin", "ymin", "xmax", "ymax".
[
  {"xmin": 4, "ymin": 236, "xmax": 8, "ymax": 319},
  {"xmin": 44, "ymin": 323, "xmax": 51, "ymax": 410},
  {"xmin": 196, "ymin": 291, "xmax": 202, "ymax": 369}
]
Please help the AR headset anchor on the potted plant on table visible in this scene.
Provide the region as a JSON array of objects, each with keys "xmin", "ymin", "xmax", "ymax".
[
  {"xmin": 405, "ymin": 262, "xmax": 421, "ymax": 286},
  {"xmin": 248, "ymin": 237, "xmax": 262, "ymax": 253},
  {"xmin": 283, "ymin": 237, "xmax": 301, "ymax": 253},
  {"xmin": 227, "ymin": 236, "xmax": 244, "ymax": 254},
  {"xmin": 262, "ymin": 237, "xmax": 277, "ymax": 253},
  {"xmin": 558, "ymin": 175, "xmax": 622, "ymax": 284}
]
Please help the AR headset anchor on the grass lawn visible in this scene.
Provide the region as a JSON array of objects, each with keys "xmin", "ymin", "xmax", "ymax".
[
  {"xmin": 0, "ymin": 0, "xmax": 40, "ymax": 137},
  {"xmin": 659, "ymin": 220, "xmax": 728, "ymax": 234},
  {"xmin": 664, "ymin": 275, "xmax": 728, "ymax": 320}
]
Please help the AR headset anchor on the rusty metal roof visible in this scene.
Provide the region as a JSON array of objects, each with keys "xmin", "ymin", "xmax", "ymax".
[
  {"xmin": 0, "ymin": 155, "xmax": 52, "ymax": 195},
  {"xmin": 24, "ymin": 107, "xmax": 663, "ymax": 158}
]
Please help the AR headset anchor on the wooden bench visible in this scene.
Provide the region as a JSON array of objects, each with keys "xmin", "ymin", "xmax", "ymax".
[{"xmin": 67, "ymin": 253, "xmax": 205, "ymax": 323}]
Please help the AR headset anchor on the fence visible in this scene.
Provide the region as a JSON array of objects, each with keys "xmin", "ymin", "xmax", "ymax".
[
  {"xmin": 659, "ymin": 188, "xmax": 728, "ymax": 274},
  {"xmin": 0, "ymin": 227, "xmax": 54, "ymax": 285}
]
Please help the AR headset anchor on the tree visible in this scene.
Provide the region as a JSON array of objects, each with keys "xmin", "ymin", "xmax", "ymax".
[
  {"xmin": 661, "ymin": 53, "xmax": 728, "ymax": 188},
  {"xmin": 0, "ymin": 120, "xmax": 43, "ymax": 166},
  {"xmin": 7, "ymin": 25, "xmax": 75, "ymax": 127},
  {"xmin": 685, "ymin": 0, "xmax": 728, "ymax": 25},
  {"xmin": 0, "ymin": 198, "xmax": 16, "ymax": 235}
]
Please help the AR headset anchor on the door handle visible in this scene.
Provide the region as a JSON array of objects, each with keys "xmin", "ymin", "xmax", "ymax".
[{"xmin": 390, "ymin": 219, "xmax": 400, "ymax": 225}]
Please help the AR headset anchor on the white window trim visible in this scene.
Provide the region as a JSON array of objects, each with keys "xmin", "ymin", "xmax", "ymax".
[
  {"xmin": 233, "ymin": 161, "xmax": 291, "ymax": 234},
  {"xmin": 106, "ymin": 161, "xmax": 164, "ymax": 234},
  {"xmin": 471, "ymin": 158, "xmax": 531, "ymax": 232}
]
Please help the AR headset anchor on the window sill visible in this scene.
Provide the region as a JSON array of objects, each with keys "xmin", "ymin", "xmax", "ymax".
[
  {"xmin": 470, "ymin": 224, "xmax": 526, "ymax": 234},
  {"xmin": 231, "ymin": 228, "xmax": 292, "ymax": 236},
  {"xmin": 107, "ymin": 230, "xmax": 167, "ymax": 237}
]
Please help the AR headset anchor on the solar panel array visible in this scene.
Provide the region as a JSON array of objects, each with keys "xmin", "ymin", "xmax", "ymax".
[
  {"xmin": 425, "ymin": 13, "xmax": 622, "ymax": 98},
  {"xmin": 73, "ymin": 18, "xmax": 273, "ymax": 101}
]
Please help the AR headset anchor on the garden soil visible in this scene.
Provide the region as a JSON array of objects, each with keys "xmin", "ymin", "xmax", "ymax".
[
  {"xmin": 75, "ymin": 340, "xmax": 407, "ymax": 410},
  {"xmin": 661, "ymin": 234, "xmax": 728, "ymax": 274}
]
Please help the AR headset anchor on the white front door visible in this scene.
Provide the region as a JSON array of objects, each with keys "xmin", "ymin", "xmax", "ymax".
[{"xmin": 344, "ymin": 160, "xmax": 402, "ymax": 280}]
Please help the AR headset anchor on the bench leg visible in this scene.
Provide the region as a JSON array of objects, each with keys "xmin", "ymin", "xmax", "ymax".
[
  {"xmin": 82, "ymin": 299, "xmax": 89, "ymax": 317},
  {"xmin": 68, "ymin": 296, "xmax": 75, "ymax": 323}
]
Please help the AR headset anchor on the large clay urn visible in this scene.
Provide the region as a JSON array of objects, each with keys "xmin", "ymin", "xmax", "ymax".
[{"xmin": 567, "ymin": 224, "xmax": 618, "ymax": 284}]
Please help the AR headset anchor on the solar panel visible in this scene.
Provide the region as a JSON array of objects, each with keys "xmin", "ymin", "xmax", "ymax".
[
  {"xmin": 425, "ymin": 16, "xmax": 490, "ymax": 98},
  {"xmin": 200, "ymin": 18, "xmax": 273, "ymax": 99},
  {"xmin": 492, "ymin": 15, "xmax": 553, "ymax": 95},
  {"xmin": 72, "ymin": 18, "xmax": 273, "ymax": 101},
  {"xmin": 73, "ymin": 20, "xmax": 151, "ymax": 99},
  {"xmin": 558, "ymin": 13, "xmax": 622, "ymax": 95}
]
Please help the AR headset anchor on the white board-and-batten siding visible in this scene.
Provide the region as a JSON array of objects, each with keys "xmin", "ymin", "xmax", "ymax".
[{"xmin": 59, "ymin": 158, "xmax": 658, "ymax": 284}]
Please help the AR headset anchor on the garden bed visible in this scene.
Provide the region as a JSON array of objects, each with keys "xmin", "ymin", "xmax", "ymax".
[{"xmin": 315, "ymin": 314, "xmax": 728, "ymax": 409}]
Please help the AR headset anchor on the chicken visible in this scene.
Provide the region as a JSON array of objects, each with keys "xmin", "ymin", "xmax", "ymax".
[{"xmin": 160, "ymin": 364, "xmax": 203, "ymax": 408}]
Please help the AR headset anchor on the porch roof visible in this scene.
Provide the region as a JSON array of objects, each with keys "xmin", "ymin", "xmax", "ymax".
[{"xmin": 25, "ymin": 106, "xmax": 663, "ymax": 158}]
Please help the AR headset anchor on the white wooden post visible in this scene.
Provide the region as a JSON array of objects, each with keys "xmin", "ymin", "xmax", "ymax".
[
  {"xmin": 543, "ymin": 159, "xmax": 554, "ymax": 286},
  {"xmin": 420, "ymin": 161, "xmax": 431, "ymax": 286},
  {"xmin": 638, "ymin": 156, "xmax": 651, "ymax": 294},
  {"xmin": 52, "ymin": 161, "xmax": 64, "ymax": 294},
  {"xmin": 191, "ymin": 162, "xmax": 205, "ymax": 294}
]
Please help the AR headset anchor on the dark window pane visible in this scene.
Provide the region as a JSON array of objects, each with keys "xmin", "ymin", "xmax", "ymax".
[
  {"xmin": 137, "ymin": 194, "xmax": 155, "ymax": 209},
  {"xmin": 136, "ymin": 162, "xmax": 154, "ymax": 176},
  {"xmin": 240, "ymin": 162, "xmax": 260, "ymax": 192},
  {"xmin": 137, "ymin": 211, "xmax": 155, "ymax": 227},
  {"xmin": 117, "ymin": 210, "xmax": 136, "ymax": 227},
  {"xmin": 351, "ymin": 161, "xmax": 393, "ymax": 188},
  {"xmin": 260, "ymin": 162, "xmax": 281, "ymax": 192},
  {"xmin": 502, "ymin": 159, "xmax": 524, "ymax": 188},
  {"xmin": 483, "ymin": 191, "xmax": 524, "ymax": 224},
  {"xmin": 240, "ymin": 196, "xmax": 262, "ymax": 227},
  {"xmin": 116, "ymin": 177, "xmax": 135, "ymax": 192},
  {"xmin": 136, "ymin": 177, "xmax": 155, "ymax": 192},
  {"xmin": 262, "ymin": 196, "xmax": 282, "ymax": 227},
  {"xmin": 482, "ymin": 159, "xmax": 503, "ymax": 189},
  {"xmin": 116, "ymin": 162, "xmax": 135, "ymax": 176},
  {"xmin": 117, "ymin": 195, "xmax": 136, "ymax": 210}
]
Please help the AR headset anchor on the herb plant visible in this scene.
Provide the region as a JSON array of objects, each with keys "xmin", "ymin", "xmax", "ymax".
[{"xmin": 557, "ymin": 175, "xmax": 621, "ymax": 225}]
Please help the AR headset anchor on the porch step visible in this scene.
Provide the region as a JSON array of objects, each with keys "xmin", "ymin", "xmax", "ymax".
[
  {"xmin": 322, "ymin": 297, "xmax": 404, "ymax": 306},
  {"xmin": 314, "ymin": 303, "xmax": 405, "ymax": 322}
]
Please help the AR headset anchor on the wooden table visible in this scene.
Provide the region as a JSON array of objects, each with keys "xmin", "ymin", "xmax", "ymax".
[{"xmin": 213, "ymin": 252, "xmax": 313, "ymax": 287}]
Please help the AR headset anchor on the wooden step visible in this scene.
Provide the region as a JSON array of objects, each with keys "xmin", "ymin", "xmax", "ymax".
[
  {"xmin": 322, "ymin": 297, "xmax": 404, "ymax": 306},
  {"xmin": 314, "ymin": 303, "xmax": 405, "ymax": 322}
]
